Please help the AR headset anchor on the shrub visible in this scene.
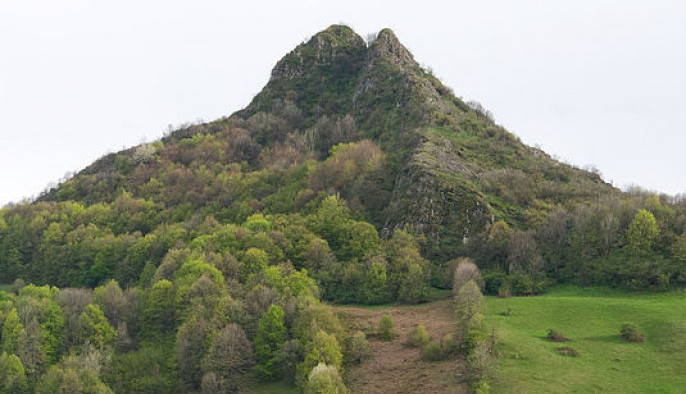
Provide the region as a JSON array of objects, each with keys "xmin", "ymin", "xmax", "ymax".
[
  {"xmin": 421, "ymin": 340, "xmax": 443, "ymax": 361},
  {"xmin": 546, "ymin": 329, "xmax": 570, "ymax": 342},
  {"xmin": 377, "ymin": 315, "xmax": 395, "ymax": 341},
  {"xmin": 620, "ymin": 324, "xmax": 646, "ymax": 343},
  {"xmin": 472, "ymin": 380, "xmax": 491, "ymax": 394},
  {"xmin": 555, "ymin": 346, "xmax": 579, "ymax": 357},
  {"xmin": 441, "ymin": 333, "xmax": 459, "ymax": 358},
  {"xmin": 467, "ymin": 341, "xmax": 494, "ymax": 381},
  {"xmin": 407, "ymin": 324, "xmax": 429, "ymax": 347},
  {"xmin": 497, "ymin": 284, "xmax": 512, "ymax": 298},
  {"xmin": 346, "ymin": 331, "xmax": 371, "ymax": 364}
]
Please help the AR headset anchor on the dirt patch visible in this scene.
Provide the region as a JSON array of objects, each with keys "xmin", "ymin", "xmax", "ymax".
[{"xmin": 335, "ymin": 299, "xmax": 467, "ymax": 394}]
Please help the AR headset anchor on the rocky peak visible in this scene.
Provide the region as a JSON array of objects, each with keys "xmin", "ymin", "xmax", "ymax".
[
  {"xmin": 269, "ymin": 25, "xmax": 365, "ymax": 81},
  {"xmin": 368, "ymin": 28, "xmax": 418, "ymax": 69}
]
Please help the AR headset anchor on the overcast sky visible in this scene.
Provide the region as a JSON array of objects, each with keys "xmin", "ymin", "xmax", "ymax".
[{"xmin": 2, "ymin": 0, "xmax": 685, "ymax": 206}]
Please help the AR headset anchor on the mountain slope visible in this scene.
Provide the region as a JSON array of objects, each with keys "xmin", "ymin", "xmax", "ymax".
[{"xmin": 38, "ymin": 25, "xmax": 614, "ymax": 264}]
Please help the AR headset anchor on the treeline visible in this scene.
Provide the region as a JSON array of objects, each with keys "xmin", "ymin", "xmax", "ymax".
[
  {"xmin": 0, "ymin": 192, "xmax": 429, "ymax": 306},
  {"xmin": 465, "ymin": 190, "xmax": 686, "ymax": 294}
]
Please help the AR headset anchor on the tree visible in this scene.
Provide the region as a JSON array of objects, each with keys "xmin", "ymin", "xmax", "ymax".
[
  {"xmin": 627, "ymin": 209, "xmax": 659, "ymax": 258},
  {"xmin": 298, "ymin": 330, "xmax": 343, "ymax": 385},
  {"xmin": 55, "ymin": 288, "xmax": 93, "ymax": 348},
  {"xmin": 455, "ymin": 280, "xmax": 484, "ymax": 335},
  {"xmin": 254, "ymin": 305, "xmax": 286, "ymax": 379},
  {"xmin": 202, "ymin": 323, "xmax": 254, "ymax": 392},
  {"xmin": 177, "ymin": 314, "xmax": 208, "ymax": 388},
  {"xmin": 397, "ymin": 263, "xmax": 429, "ymax": 304},
  {"xmin": 78, "ymin": 304, "xmax": 117, "ymax": 350},
  {"xmin": 672, "ymin": 231, "xmax": 686, "ymax": 262},
  {"xmin": 93, "ymin": 280, "xmax": 126, "ymax": 327},
  {"xmin": 452, "ymin": 258, "xmax": 483, "ymax": 294},
  {"xmin": 0, "ymin": 352, "xmax": 28, "ymax": 394},
  {"xmin": 241, "ymin": 248, "xmax": 269, "ymax": 281},
  {"xmin": 141, "ymin": 279, "xmax": 176, "ymax": 338},
  {"xmin": 361, "ymin": 258, "xmax": 388, "ymax": 304},
  {"xmin": 1, "ymin": 308, "xmax": 23, "ymax": 355},
  {"xmin": 304, "ymin": 363, "xmax": 348, "ymax": 394},
  {"xmin": 507, "ymin": 230, "xmax": 543, "ymax": 291}
]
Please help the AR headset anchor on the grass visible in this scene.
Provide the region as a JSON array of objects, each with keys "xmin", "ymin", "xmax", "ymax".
[
  {"xmin": 329, "ymin": 287, "xmax": 452, "ymax": 310},
  {"xmin": 248, "ymin": 381, "xmax": 299, "ymax": 394},
  {"xmin": 0, "ymin": 284, "xmax": 13, "ymax": 293},
  {"xmin": 485, "ymin": 286, "xmax": 686, "ymax": 393}
]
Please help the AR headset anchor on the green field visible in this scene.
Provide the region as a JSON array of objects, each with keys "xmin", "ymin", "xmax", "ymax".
[{"xmin": 485, "ymin": 286, "xmax": 686, "ymax": 393}]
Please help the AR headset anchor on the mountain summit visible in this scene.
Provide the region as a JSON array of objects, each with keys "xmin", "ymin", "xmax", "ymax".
[{"xmin": 36, "ymin": 25, "xmax": 613, "ymax": 276}]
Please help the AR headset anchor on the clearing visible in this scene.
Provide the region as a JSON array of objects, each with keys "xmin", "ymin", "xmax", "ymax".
[{"xmin": 335, "ymin": 298, "xmax": 467, "ymax": 394}]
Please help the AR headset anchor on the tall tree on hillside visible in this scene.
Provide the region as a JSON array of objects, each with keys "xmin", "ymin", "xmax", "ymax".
[
  {"xmin": 254, "ymin": 305, "xmax": 286, "ymax": 379},
  {"xmin": 627, "ymin": 209, "xmax": 659, "ymax": 258}
]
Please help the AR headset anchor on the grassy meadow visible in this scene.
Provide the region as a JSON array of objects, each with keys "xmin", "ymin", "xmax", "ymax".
[{"xmin": 486, "ymin": 286, "xmax": 686, "ymax": 393}]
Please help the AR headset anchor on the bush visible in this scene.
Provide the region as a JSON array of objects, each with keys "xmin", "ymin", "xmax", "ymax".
[
  {"xmin": 620, "ymin": 324, "xmax": 646, "ymax": 343},
  {"xmin": 407, "ymin": 324, "xmax": 429, "ymax": 347},
  {"xmin": 555, "ymin": 346, "xmax": 579, "ymax": 357},
  {"xmin": 497, "ymin": 284, "xmax": 512, "ymax": 298},
  {"xmin": 421, "ymin": 340, "xmax": 443, "ymax": 361},
  {"xmin": 482, "ymin": 270, "xmax": 506, "ymax": 296},
  {"xmin": 473, "ymin": 380, "xmax": 491, "ymax": 394},
  {"xmin": 467, "ymin": 341, "xmax": 494, "ymax": 381},
  {"xmin": 345, "ymin": 331, "xmax": 371, "ymax": 364},
  {"xmin": 377, "ymin": 315, "xmax": 395, "ymax": 341},
  {"xmin": 441, "ymin": 333, "xmax": 459, "ymax": 358},
  {"xmin": 546, "ymin": 329, "xmax": 570, "ymax": 342}
]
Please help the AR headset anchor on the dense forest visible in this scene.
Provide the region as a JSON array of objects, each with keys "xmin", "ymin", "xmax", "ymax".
[{"xmin": 1, "ymin": 25, "xmax": 685, "ymax": 392}]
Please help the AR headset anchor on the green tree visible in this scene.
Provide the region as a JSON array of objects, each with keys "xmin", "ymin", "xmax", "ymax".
[
  {"xmin": 361, "ymin": 259, "xmax": 388, "ymax": 304},
  {"xmin": 304, "ymin": 363, "xmax": 348, "ymax": 394},
  {"xmin": 298, "ymin": 330, "xmax": 343, "ymax": 384},
  {"xmin": 241, "ymin": 248, "xmax": 269, "ymax": 281},
  {"xmin": 455, "ymin": 280, "xmax": 485, "ymax": 336},
  {"xmin": 141, "ymin": 279, "xmax": 176, "ymax": 339},
  {"xmin": 397, "ymin": 263, "xmax": 429, "ymax": 304},
  {"xmin": 78, "ymin": 304, "xmax": 117, "ymax": 349},
  {"xmin": 627, "ymin": 209, "xmax": 658, "ymax": 258},
  {"xmin": 254, "ymin": 305, "xmax": 286, "ymax": 379},
  {"xmin": 1, "ymin": 308, "xmax": 23, "ymax": 355},
  {"xmin": 0, "ymin": 352, "xmax": 28, "ymax": 394},
  {"xmin": 672, "ymin": 231, "xmax": 686, "ymax": 262}
]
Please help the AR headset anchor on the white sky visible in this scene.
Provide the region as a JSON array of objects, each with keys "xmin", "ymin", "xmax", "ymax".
[{"xmin": 1, "ymin": 0, "xmax": 685, "ymax": 206}]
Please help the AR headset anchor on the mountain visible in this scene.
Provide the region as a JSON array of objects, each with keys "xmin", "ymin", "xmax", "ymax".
[
  {"xmin": 4, "ymin": 25, "xmax": 686, "ymax": 394},
  {"xmin": 42, "ymin": 25, "xmax": 612, "ymax": 252},
  {"xmin": 7, "ymin": 25, "xmax": 684, "ymax": 294}
]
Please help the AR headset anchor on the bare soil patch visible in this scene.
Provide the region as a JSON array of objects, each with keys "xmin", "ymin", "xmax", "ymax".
[{"xmin": 335, "ymin": 299, "xmax": 467, "ymax": 394}]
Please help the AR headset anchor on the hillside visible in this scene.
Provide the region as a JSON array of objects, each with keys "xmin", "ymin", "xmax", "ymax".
[
  {"xmin": 34, "ymin": 25, "xmax": 617, "ymax": 272},
  {"xmin": 1, "ymin": 24, "xmax": 686, "ymax": 393}
]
